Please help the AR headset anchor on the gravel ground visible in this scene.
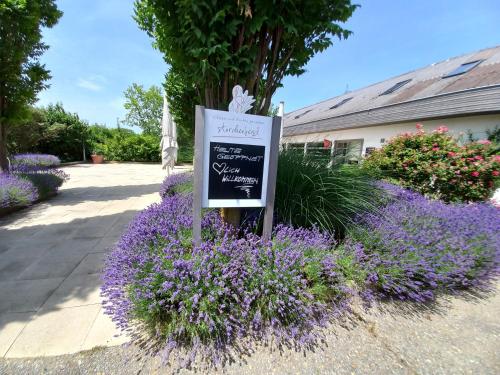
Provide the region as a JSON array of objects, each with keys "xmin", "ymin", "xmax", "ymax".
[{"xmin": 1, "ymin": 285, "xmax": 499, "ymax": 375}]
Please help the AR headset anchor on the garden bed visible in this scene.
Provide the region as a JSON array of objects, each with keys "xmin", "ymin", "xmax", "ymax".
[{"xmin": 101, "ymin": 171, "xmax": 500, "ymax": 370}]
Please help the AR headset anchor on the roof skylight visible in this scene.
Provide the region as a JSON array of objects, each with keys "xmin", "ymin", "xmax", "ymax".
[
  {"xmin": 294, "ymin": 109, "xmax": 312, "ymax": 119},
  {"xmin": 443, "ymin": 60, "xmax": 483, "ymax": 78},
  {"xmin": 380, "ymin": 79, "xmax": 412, "ymax": 96},
  {"xmin": 329, "ymin": 97, "xmax": 353, "ymax": 110}
]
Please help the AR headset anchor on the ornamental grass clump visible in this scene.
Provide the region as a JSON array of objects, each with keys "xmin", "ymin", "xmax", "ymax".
[
  {"xmin": 0, "ymin": 173, "xmax": 38, "ymax": 209},
  {"xmin": 275, "ymin": 150, "xmax": 382, "ymax": 237},
  {"xmin": 101, "ymin": 191, "xmax": 351, "ymax": 368},
  {"xmin": 343, "ymin": 182, "xmax": 500, "ymax": 302}
]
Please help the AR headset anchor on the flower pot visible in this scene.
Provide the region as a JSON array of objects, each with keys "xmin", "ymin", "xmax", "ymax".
[{"xmin": 91, "ymin": 154, "xmax": 104, "ymax": 164}]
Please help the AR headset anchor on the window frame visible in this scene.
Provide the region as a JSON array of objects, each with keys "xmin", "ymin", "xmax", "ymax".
[
  {"xmin": 329, "ymin": 97, "xmax": 353, "ymax": 110},
  {"xmin": 442, "ymin": 60, "xmax": 483, "ymax": 78},
  {"xmin": 294, "ymin": 109, "xmax": 312, "ymax": 119},
  {"xmin": 379, "ymin": 79, "xmax": 412, "ymax": 96}
]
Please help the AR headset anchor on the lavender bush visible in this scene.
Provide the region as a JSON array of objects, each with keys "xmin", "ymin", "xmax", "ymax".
[
  {"xmin": 0, "ymin": 173, "xmax": 38, "ymax": 209},
  {"xmin": 101, "ymin": 192, "xmax": 351, "ymax": 368},
  {"xmin": 343, "ymin": 182, "xmax": 500, "ymax": 302},
  {"xmin": 103, "ymin": 175, "xmax": 500, "ymax": 369},
  {"xmin": 11, "ymin": 153, "xmax": 61, "ymax": 168},
  {"xmin": 159, "ymin": 172, "xmax": 192, "ymax": 198},
  {"xmin": 12, "ymin": 165, "xmax": 69, "ymax": 199}
]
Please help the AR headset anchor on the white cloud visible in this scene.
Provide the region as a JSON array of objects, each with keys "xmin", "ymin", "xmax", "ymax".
[{"xmin": 77, "ymin": 75, "xmax": 107, "ymax": 91}]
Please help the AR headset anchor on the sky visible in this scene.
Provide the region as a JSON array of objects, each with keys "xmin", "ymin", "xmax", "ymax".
[{"xmin": 38, "ymin": 0, "xmax": 500, "ymax": 127}]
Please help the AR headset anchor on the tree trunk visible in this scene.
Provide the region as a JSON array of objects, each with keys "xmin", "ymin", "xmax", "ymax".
[
  {"xmin": 0, "ymin": 95, "xmax": 8, "ymax": 172},
  {"xmin": 221, "ymin": 207, "xmax": 241, "ymax": 228},
  {"xmin": 0, "ymin": 121, "xmax": 8, "ymax": 172}
]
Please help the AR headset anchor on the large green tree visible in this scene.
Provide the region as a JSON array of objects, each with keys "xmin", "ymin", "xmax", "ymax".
[
  {"xmin": 163, "ymin": 68, "xmax": 196, "ymax": 147},
  {"xmin": 123, "ymin": 83, "xmax": 163, "ymax": 136},
  {"xmin": 134, "ymin": 0, "xmax": 357, "ymax": 115},
  {"xmin": 0, "ymin": 0, "xmax": 62, "ymax": 171}
]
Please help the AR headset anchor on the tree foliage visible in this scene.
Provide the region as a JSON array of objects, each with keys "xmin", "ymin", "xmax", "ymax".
[
  {"xmin": 163, "ymin": 68, "xmax": 196, "ymax": 147},
  {"xmin": 88, "ymin": 124, "xmax": 160, "ymax": 162},
  {"xmin": 134, "ymin": 0, "xmax": 357, "ymax": 115},
  {"xmin": 0, "ymin": 0, "xmax": 62, "ymax": 170},
  {"xmin": 123, "ymin": 83, "xmax": 163, "ymax": 136},
  {"xmin": 8, "ymin": 104, "xmax": 88, "ymax": 162}
]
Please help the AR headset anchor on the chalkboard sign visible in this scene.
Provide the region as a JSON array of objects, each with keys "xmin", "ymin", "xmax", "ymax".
[
  {"xmin": 202, "ymin": 109, "xmax": 273, "ymax": 208},
  {"xmin": 192, "ymin": 104, "xmax": 281, "ymax": 245},
  {"xmin": 208, "ymin": 142, "xmax": 265, "ymax": 200}
]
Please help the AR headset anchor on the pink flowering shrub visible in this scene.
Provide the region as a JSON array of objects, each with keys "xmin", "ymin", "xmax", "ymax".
[{"xmin": 363, "ymin": 124, "xmax": 500, "ymax": 202}]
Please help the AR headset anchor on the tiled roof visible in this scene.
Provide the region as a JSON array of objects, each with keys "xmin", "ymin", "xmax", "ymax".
[{"xmin": 283, "ymin": 45, "xmax": 500, "ymax": 135}]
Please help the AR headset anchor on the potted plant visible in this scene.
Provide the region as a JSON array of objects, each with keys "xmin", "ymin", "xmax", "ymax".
[{"xmin": 91, "ymin": 144, "xmax": 106, "ymax": 164}]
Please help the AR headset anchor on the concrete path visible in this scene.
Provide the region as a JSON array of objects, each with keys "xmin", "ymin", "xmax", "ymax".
[{"xmin": 0, "ymin": 163, "xmax": 180, "ymax": 358}]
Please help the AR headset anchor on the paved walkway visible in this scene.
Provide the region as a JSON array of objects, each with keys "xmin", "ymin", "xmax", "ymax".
[{"xmin": 0, "ymin": 163, "xmax": 181, "ymax": 358}]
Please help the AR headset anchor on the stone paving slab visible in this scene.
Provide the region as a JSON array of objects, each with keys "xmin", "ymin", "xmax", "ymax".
[
  {"xmin": 0, "ymin": 278, "xmax": 65, "ymax": 314},
  {"xmin": 0, "ymin": 314, "xmax": 31, "ymax": 357},
  {"xmin": 0, "ymin": 163, "xmax": 178, "ymax": 358},
  {"xmin": 5, "ymin": 304, "xmax": 101, "ymax": 358}
]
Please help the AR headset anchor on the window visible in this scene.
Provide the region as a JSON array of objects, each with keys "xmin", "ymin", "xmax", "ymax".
[
  {"xmin": 294, "ymin": 109, "xmax": 312, "ymax": 119},
  {"xmin": 443, "ymin": 60, "xmax": 483, "ymax": 78},
  {"xmin": 380, "ymin": 79, "xmax": 412, "ymax": 95},
  {"xmin": 329, "ymin": 97, "xmax": 353, "ymax": 110},
  {"xmin": 334, "ymin": 141, "xmax": 350, "ymax": 156},
  {"xmin": 306, "ymin": 142, "xmax": 331, "ymax": 160},
  {"xmin": 365, "ymin": 147, "xmax": 376, "ymax": 155},
  {"xmin": 333, "ymin": 139, "xmax": 363, "ymax": 164},
  {"xmin": 288, "ymin": 143, "xmax": 306, "ymax": 152}
]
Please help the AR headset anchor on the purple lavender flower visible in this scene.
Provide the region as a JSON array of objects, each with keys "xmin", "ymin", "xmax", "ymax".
[
  {"xmin": 159, "ymin": 172, "xmax": 192, "ymax": 198},
  {"xmin": 0, "ymin": 173, "xmax": 38, "ymax": 208},
  {"xmin": 12, "ymin": 166, "xmax": 69, "ymax": 197},
  {"xmin": 101, "ymin": 190, "xmax": 349, "ymax": 369},
  {"xmin": 11, "ymin": 153, "xmax": 61, "ymax": 168},
  {"xmin": 345, "ymin": 182, "xmax": 500, "ymax": 302}
]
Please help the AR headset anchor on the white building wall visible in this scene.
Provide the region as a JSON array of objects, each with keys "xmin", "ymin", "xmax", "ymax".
[{"xmin": 282, "ymin": 114, "xmax": 500, "ymax": 155}]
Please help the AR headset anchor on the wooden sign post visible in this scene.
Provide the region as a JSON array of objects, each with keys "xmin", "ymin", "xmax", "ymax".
[{"xmin": 192, "ymin": 101, "xmax": 281, "ymax": 246}]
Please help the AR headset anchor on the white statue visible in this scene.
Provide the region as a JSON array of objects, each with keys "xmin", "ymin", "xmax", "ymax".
[{"xmin": 228, "ymin": 85, "xmax": 255, "ymax": 113}]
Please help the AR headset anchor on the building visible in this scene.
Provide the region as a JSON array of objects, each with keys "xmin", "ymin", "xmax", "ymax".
[{"xmin": 281, "ymin": 45, "xmax": 500, "ymax": 161}]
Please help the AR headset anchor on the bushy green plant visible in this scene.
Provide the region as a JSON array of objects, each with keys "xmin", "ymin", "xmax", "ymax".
[
  {"xmin": 363, "ymin": 124, "xmax": 500, "ymax": 202},
  {"xmin": 176, "ymin": 144, "xmax": 193, "ymax": 164},
  {"xmin": 7, "ymin": 104, "xmax": 89, "ymax": 162},
  {"xmin": 275, "ymin": 150, "xmax": 381, "ymax": 237},
  {"xmin": 105, "ymin": 133, "xmax": 160, "ymax": 162},
  {"xmin": 87, "ymin": 125, "xmax": 160, "ymax": 162},
  {"xmin": 36, "ymin": 104, "xmax": 89, "ymax": 162}
]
